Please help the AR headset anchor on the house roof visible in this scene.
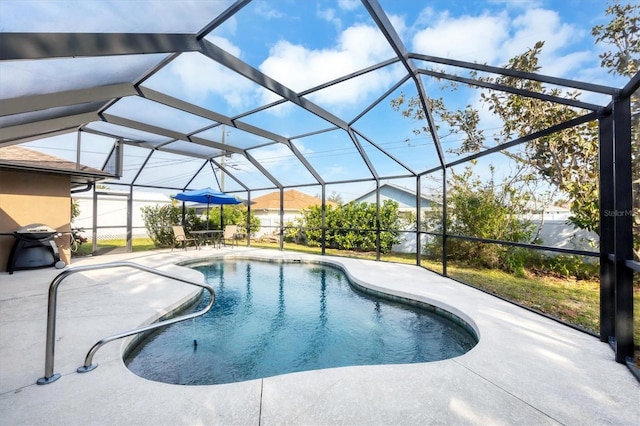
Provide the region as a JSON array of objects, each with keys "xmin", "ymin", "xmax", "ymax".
[
  {"xmin": 353, "ymin": 183, "xmax": 437, "ymax": 205},
  {"xmin": 251, "ymin": 189, "xmax": 335, "ymax": 211},
  {"xmin": 0, "ymin": 145, "xmax": 111, "ymax": 186}
]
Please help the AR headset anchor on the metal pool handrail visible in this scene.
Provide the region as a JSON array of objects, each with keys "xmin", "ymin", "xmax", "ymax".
[{"xmin": 36, "ymin": 261, "xmax": 215, "ymax": 385}]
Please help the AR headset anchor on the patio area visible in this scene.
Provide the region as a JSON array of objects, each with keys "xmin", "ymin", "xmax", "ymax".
[{"xmin": 0, "ymin": 248, "xmax": 637, "ymax": 425}]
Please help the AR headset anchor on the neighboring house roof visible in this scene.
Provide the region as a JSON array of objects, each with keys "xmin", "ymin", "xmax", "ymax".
[
  {"xmin": 352, "ymin": 183, "xmax": 437, "ymax": 209},
  {"xmin": 0, "ymin": 145, "xmax": 111, "ymax": 186},
  {"xmin": 251, "ymin": 189, "xmax": 335, "ymax": 211}
]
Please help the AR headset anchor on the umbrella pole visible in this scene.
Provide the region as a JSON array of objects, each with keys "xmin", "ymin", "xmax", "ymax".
[
  {"xmin": 206, "ymin": 199, "xmax": 210, "ymax": 232},
  {"xmin": 204, "ymin": 199, "xmax": 211, "ymax": 249}
]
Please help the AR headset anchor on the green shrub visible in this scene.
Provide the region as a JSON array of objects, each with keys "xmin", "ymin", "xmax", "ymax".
[
  {"xmin": 141, "ymin": 204, "xmax": 184, "ymax": 248},
  {"xmin": 503, "ymin": 247, "xmax": 530, "ymax": 278},
  {"xmin": 536, "ymin": 254, "xmax": 599, "ymax": 280},
  {"xmin": 296, "ymin": 199, "xmax": 402, "ymax": 253},
  {"xmin": 197, "ymin": 205, "xmax": 261, "ymax": 235},
  {"xmin": 424, "ymin": 166, "xmax": 534, "ymax": 270},
  {"xmin": 141, "ymin": 203, "xmax": 261, "ymax": 247}
]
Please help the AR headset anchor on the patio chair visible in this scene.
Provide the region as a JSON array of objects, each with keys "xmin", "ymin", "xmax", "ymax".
[
  {"xmin": 222, "ymin": 225, "xmax": 241, "ymax": 248},
  {"xmin": 172, "ymin": 226, "xmax": 200, "ymax": 251}
]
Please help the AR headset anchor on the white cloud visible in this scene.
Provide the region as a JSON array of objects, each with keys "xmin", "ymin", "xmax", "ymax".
[
  {"xmin": 486, "ymin": 0, "xmax": 543, "ymax": 10},
  {"xmin": 254, "ymin": 1, "xmax": 285, "ymax": 20},
  {"xmin": 243, "ymin": 141, "xmax": 317, "ymax": 184},
  {"xmin": 388, "ymin": 14, "xmax": 408, "ymax": 40},
  {"xmin": 412, "ymin": 11, "xmax": 510, "ymax": 64},
  {"xmin": 411, "ymin": 7, "xmax": 592, "ymax": 80},
  {"xmin": 318, "ymin": 7, "xmax": 337, "ymax": 22},
  {"xmin": 259, "ymin": 23, "xmax": 401, "ymax": 109},
  {"xmin": 150, "ymin": 36, "xmax": 256, "ymax": 110},
  {"xmin": 414, "ymin": 6, "xmax": 437, "ymax": 29},
  {"xmin": 500, "ymin": 8, "xmax": 579, "ymax": 61},
  {"xmin": 409, "ymin": 5, "xmax": 609, "ymax": 151},
  {"xmin": 541, "ymin": 51, "xmax": 593, "ymax": 80},
  {"xmin": 317, "ymin": 7, "xmax": 342, "ymax": 30},
  {"xmin": 338, "ymin": 0, "xmax": 360, "ymax": 12},
  {"xmin": 339, "ymin": 24, "xmax": 393, "ymax": 61}
]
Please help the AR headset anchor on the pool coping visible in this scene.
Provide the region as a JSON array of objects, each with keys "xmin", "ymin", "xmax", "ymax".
[
  {"xmin": 180, "ymin": 254, "xmax": 480, "ymax": 347},
  {"xmin": 1, "ymin": 247, "xmax": 638, "ymax": 425}
]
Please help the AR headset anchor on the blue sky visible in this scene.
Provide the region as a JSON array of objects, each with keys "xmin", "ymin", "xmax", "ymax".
[{"xmin": 1, "ymin": 0, "xmax": 630, "ymax": 202}]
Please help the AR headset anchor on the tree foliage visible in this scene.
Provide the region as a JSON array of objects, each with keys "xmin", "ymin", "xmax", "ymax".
[
  {"xmin": 287, "ymin": 200, "xmax": 402, "ymax": 253},
  {"xmin": 392, "ymin": 0, "xmax": 640, "ymax": 238},
  {"xmin": 392, "ymin": 42, "xmax": 601, "ymax": 234},
  {"xmin": 592, "ymin": 0, "xmax": 640, "ymax": 77},
  {"xmin": 200, "ymin": 205, "xmax": 261, "ymax": 235},
  {"xmin": 478, "ymin": 42, "xmax": 601, "ymax": 234},
  {"xmin": 592, "ymin": 1, "xmax": 640, "ymax": 259},
  {"xmin": 71, "ymin": 199, "xmax": 80, "ymax": 221},
  {"xmin": 141, "ymin": 203, "xmax": 190, "ymax": 248},
  {"xmin": 141, "ymin": 202, "xmax": 260, "ymax": 247},
  {"xmin": 423, "ymin": 166, "xmax": 534, "ymax": 270}
]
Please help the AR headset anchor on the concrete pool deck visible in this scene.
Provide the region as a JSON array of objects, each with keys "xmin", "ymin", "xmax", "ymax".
[{"xmin": 0, "ymin": 248, "xmax": 638, "ymax": 425}]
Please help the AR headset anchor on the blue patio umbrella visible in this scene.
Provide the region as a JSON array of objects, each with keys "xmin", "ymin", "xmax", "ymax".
[{"xmin": 174, "ymin": 187, "xmax": 241, "ymax": 230}]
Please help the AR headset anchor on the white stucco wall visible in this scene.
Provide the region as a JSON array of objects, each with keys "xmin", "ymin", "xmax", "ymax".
[
  {"xmin": 253, "ymin": 210, "xmax": 300, "ymax": 238},
  {"xmin": 392, "ymin": 219, "xmax": 598, "ymax": 254}
]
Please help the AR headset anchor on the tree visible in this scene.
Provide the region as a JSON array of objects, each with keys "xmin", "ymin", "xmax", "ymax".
[
  {"xmin": 141, "ymin": 203, "xmax": 188, "ymax": 248},
  {"xmin": 294, "ymin": 200, "xmax": 402, "ymax": 252},
  {"xmin": 592, "ymin": 0, "xmax": 640, "ymax": 77},
  {"xmin": 315, "ymin": 191, "xmax": 344, "ymax": 205},
  {"xmin": 423, "ymin": 165, "xmax": 535, "ymax": 271},
  {"xmin": 71, "ymin": 199, "xmax": 80, "ymax": 221},
  {"xmin": 192, "ymin": 204, "xmax": 260, "ymax": 236},
  {"xmin": 394, "ymin": 46, "xmax": 599, "ymax": 235},
  {"xmin": 141, "ymin": 202, "xmax": 260, "ymax": 247},
  {"xmin": 327, "ymin": 191, "xmax": 344, "ymax": 205},
  {"xmin": 393, "ymin": 1, "xmax": 639, "ymax": 244},
  {"xmin": 238, "ymin": 205, "xmax": 261, "ymax": 236},
  {"xmin": 478, "ymin": 42, "xmax": 601, "ymax": 234}
]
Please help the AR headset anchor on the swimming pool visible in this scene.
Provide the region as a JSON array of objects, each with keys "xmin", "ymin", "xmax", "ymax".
[{"xmin": 125, "ymin": 259, "xmax": 477, "ymax": 385}]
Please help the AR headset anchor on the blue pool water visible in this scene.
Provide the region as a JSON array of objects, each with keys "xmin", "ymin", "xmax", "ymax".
[{"xmin": 125, "ymin": 260, "xmax": 477, "ymax": 385}]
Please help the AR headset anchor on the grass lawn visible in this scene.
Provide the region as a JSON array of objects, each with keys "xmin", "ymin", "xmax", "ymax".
[
  {"xmin": 445, "ymin": 264, "xmax": 601, "ymax": 331},
  {"xmin": 252, "ymin": 241, "xmax": 601, "ymax": 330},
  {"xmin": 72, "ymin": 237, "xmax": 156, "ymax": 257}
]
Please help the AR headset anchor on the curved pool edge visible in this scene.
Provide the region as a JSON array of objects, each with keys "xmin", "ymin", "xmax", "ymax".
[
  {"xmin": 120, "ymin": 286, "xmax": 205, "ymax": 361},
  {"xmin": 315, "ymin": 257, "xmax": 480, "ymax": 343},
  {"xmin": 2, "ymin": 248, "xmax": 638, "ymax": 426},
  {"xmin": 177, "ymin": 252, "xmax": 480, "ymax": 346},
  {"xmin": 122, "ymin": 252, "xmax": 480, "ymax": 386},
  {"xmin": 118, "ymin": 265, "xmax": 208, "ymax": 366}
]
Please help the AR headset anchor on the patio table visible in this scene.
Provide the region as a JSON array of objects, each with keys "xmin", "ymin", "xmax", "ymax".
[{"xmin": 189, "ymin": 229, "xmax": 223, "ymax": 248}]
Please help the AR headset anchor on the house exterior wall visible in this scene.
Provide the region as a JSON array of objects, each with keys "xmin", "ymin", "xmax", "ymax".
[
  {"xmin": 253, "ymin": 209, "xmax": 300, "ymax": 238},
  {"xmin": 0, "ymin": 170, "xmax": 71, "ymax": 272}
]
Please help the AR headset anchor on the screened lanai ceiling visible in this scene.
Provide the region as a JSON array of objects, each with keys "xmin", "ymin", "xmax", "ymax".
[{"xmin": 0, "ymin": 0, "xmax": 622, "ymax": 196}]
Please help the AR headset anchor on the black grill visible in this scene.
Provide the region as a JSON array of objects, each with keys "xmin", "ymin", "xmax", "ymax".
[{"xmin": 7, "ymin": 224, "xmax": 65, "ymax": 274}]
